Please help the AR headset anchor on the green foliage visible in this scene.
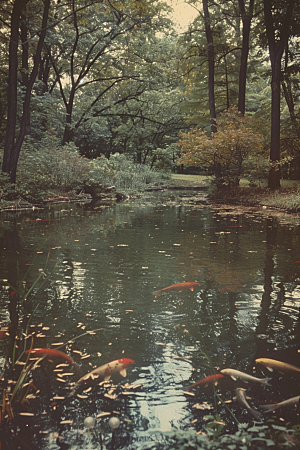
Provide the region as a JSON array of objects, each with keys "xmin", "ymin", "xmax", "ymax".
[
  {"xmin": 8, "ymin": 141, "xmax": 169, "ymax": 202},
  {"xmin": 141, "ymin": 419, "xmax": 300, "ymax": 450},
  {"xmin": 87, "ymin": 153, "xmax": 170, "ymax": 194},
  {"xmin": 178, "ymin": 107, "xmax": 264, "ymax": 188},
  {"xmin": 17, "ymin": 140, "xmax": 91, "ymax": 200}
]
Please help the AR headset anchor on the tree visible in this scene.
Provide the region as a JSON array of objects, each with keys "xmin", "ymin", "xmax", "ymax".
[
  {"xmin": 263, "ymin": 0, "xmax": 295, "ymax": 189},
  {"xmin": 3, "ymin": 0, "xmax": 50, "ymax": 183},
  {"xmin": 202, "ymin": 0, "xmax": 216, "ymax": 133},
  {"xmin": 237, "ymin": 0, "xmax": 255, "ymax": 115}
]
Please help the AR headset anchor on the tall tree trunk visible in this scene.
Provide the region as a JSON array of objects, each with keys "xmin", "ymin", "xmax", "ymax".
[
  {"xmin": 264, "ymin": 0, "xmax": 294, "ymax": 189},
  {"xmin": 3, "ymin": 0, "xmax": 50, "ymax": 183},
  {"xmin": 281, "ymin": 44, "xmax": 300, "ymax": 140},
  {"xmin": 237, "ymin": 0, "xmax": 254, "ymax": 115},
  {"xmin": 3, "ymin": 0, "xmax": 29, "ymax": 174},
  {"xmin": 202, "ymin": 0, "xmax": 216, "ymax": 133}
]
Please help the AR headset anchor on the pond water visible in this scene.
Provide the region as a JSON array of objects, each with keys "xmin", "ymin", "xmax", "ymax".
[{"xmin": 1, "ymin": 191, "xmax": 300, "ymax": 449}]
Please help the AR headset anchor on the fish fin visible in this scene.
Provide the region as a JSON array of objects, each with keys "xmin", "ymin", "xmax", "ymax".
[
  {"xmin": 189, "ymin": 288, "xmax": 194, "ymax": 291},
  {"xmin": 230, "ymin": 376, "xmax": 237, "ymax": 381},
  {"xmin": 120, "ymin": 369, "xmax": 127, "ymax": 377},
  {"xmin": 261, "ymin": 377, "xmax": 272, "ymax": 386},
  {"xmin": 233, "ymin": 396, "xmax": 237, "ymax": 401},
  {"xmin": 154, "ymin": 291, "xmax": 161, "ymax": 297},
  {"xmin": 260, "ymin": 404, "xmax": 277, "ymax": 413},
  {"xmin": 104, "ymin": 375, "xmax": 111, "ymax": 381},
  {"xmin": 265, "ymin": 367, "xmax": 273, "ymax": 372},
  {"xmin": 246, "ymin": 396, "xmax": 252, "ymax": 400}
]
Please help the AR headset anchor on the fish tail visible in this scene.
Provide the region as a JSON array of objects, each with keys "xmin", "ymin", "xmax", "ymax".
[
  {"xmin": 154, "ymin": 290, "xmax": 161, "ymax": 297},
  {"xmin": 249, "ymin": 408, "xmax": 264, "ymax": 421},
  {"xmin": 261, "ymin": 377, "xmax": 272, "ymax": 386},
  {"xmin": 260, "ymin": 404, "xmax": 278, "ymax": 413}
]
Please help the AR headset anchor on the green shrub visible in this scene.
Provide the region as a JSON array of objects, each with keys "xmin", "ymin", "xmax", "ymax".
[
  {"xmin": 15, "ymin": 142, "xmax": 169, "ymax": 201},
  {"xmin": 141, "ymin": 419, "xmax": 300, "ymax": 450}
]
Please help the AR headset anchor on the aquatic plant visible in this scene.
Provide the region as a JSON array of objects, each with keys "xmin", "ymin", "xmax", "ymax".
[{"xmin": 141, "ymin": 419, "xmax": 300, "ymax": 449}]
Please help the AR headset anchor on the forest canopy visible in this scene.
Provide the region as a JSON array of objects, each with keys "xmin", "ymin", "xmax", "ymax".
[{"xmin": 0, "ymin": 0, "xmax": 299, "ymax": 196}]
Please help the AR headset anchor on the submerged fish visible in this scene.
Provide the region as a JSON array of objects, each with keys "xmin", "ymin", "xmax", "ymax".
[
  {"xmin": 70, "ymin": 358, "xmax": 134, "ymax": 395},
  {"xmin": 154, "ymin": 282, "xmax": 200, "ymax": 297},
  {"xmin": 255, "ymin": 358, "xmax": 300, "ymax": 375},
  {"xmin": 25, "ymin": 348, "xmax": 75, "ymax": 365},
  {"xmin": 260, "ymin": 395, "xmax": 300, "ymax": 413},
  {"xmin": 235, "ymin": 388, "xmax": 263, "ymax": 421},
  {"xmin": 187, "ymin": 374, "xmax": 224, "ymax": 391},
  {"xmin": 221, "ymin": 368, "xmax": 270, "ymax": 385}
]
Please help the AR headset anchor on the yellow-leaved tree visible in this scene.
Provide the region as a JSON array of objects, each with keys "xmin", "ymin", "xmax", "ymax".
[{"xmin": 178, "ymin": 107, "xmax": 264, "ymax": 189}]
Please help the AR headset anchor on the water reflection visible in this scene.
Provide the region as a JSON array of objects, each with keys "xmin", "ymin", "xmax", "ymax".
[{"xmin": 1, "ymin": 195, "xmax": 300, "ymax": 448}]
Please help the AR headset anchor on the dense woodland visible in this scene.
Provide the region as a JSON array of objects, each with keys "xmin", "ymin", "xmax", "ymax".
[{"xmin": 0, "ymin": 0, "xmax": 300, "ymax": 199}]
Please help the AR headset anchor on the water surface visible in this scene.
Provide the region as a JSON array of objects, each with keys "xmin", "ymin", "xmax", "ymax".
[{"xmin": 1, "ymin": 192, "xmax": 300, "ymax": 448}]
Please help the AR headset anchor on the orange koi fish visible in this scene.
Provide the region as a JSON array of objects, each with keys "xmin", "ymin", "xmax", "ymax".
[
  {"xmin": 154, "ymin": 282, "xmax": 200, "ymax": 297},
  {"xmin": 25, "ymin": 348, "xmax": 75, "ymax": 365},
  {"xmin": 255, "ymin": 358, "xmax": 300, "ymax": 375},
  {"xmin": 70, "ymin": 358, "xmax": 134, "ymax": 395},
  {"xmin": 187, "ymin": 374, "xmax": 224, "ymax": 391}
]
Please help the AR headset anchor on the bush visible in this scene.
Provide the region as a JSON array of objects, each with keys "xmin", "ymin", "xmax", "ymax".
[
  {"xmin": 17, "ymin": 141, "xmax": 90, "ymax": 200},
  {"xmin": 14, "ymin": 141, "xmax": 169, "ymax": 201},
  {"xmin": 141, "ymin": 419, "xmax": 300, "ymax": 450},
  {"xmin": 178, "ymin": 107, "xmax": 264, "ymax": 189}
]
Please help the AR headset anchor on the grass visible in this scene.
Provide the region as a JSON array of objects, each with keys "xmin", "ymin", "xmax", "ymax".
[{"xmin": 170, "ymin": 174, "xmax": 300, "ymax": 214}]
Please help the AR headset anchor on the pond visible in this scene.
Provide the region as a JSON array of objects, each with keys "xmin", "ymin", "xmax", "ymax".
[{"xmin": 1, "ymin": 191, "xmax": 300, "ymax": 449}]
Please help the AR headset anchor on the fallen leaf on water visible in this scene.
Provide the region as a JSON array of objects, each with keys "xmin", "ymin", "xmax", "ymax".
[
  {"xmin": 155, "ymin": 342, "xmax": 165, "ymax": 346},
  {"xmin": 56, "ymin": 378, "xmax": 66, "ymax": 383},
  {"xmin": 51, "ymin": 342, "xmax": 64, "ymax": 346},
  {"xmin": 104, "ymin": 393, "xmax": 118, "ymax": 399},
  {"xmin": 191, "ymin": 418, "xmax": 198, "ymax": 424},
  {"xmin": 60, "ymin": 420, "xmax": 73, "ymax": 425},
  {"xmin": 172, "ymin": 356, "xmax": 191, "ymax": 360},
  {"xmin": 81, "ymin": 354, "xmax": 90, "ymax": 360},
  {"xmin": 19, "ymin": 412, "xmax": 35, "ymax": 416},
  {"xmin": 117, "ymin": 244, "xmax": 128, "ymax": 247},
  {"xmin": 96, "ymin": 412, "xmax": 111, "ymax": 418},
  {"xmin": 60, "ymin": 373, "xmax": 74, "ymax": 377},
  {"xmin": 183, "ymin": 391, "xmax": 195, "ymax": 396},
  {"xmin": 83, "ymin": 387, "xmax": 92, "ymax": 393},
  {"xmin": 77, "ymin": 394, "xmax": 88, "ymax": 399},
  {"xmin": 53, "ymin": 396, "xmax": 65, "ymax": 400}
]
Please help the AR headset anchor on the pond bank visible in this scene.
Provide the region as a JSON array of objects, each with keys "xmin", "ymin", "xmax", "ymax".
[{"xmin": 1, "ymin": 174, "xmax": 300, "ymax": 221}]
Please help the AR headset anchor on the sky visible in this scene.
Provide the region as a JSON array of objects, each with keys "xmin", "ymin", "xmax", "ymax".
[{"xmin": 167, "ymin": 0, "xmax": 199, "ymax": 30}]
